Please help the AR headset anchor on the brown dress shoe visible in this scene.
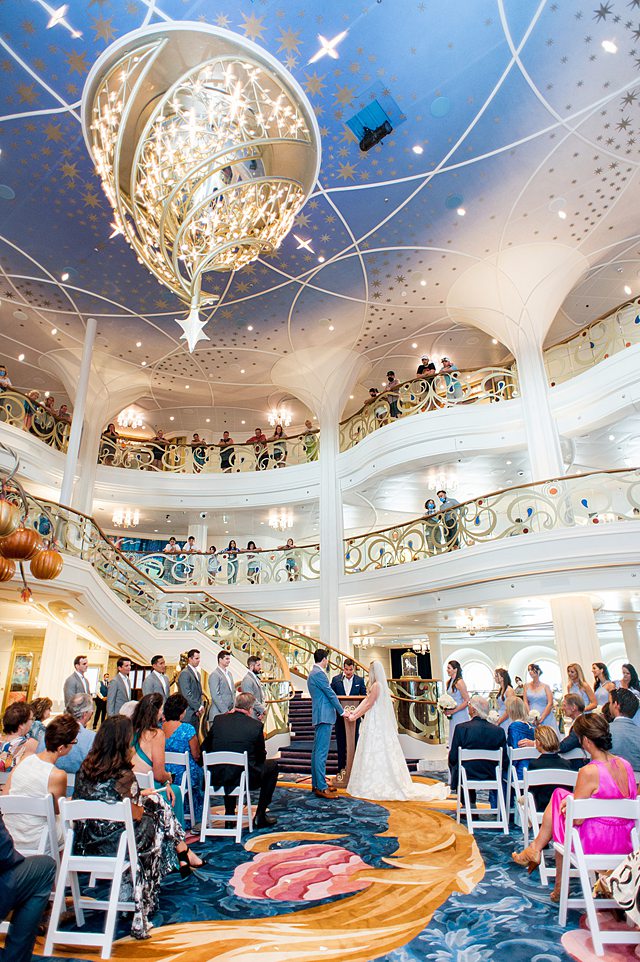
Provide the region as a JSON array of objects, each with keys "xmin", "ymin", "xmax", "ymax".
[{"xmin": 313, "ymin": 788, "xmax": 338, "ymax": 799}]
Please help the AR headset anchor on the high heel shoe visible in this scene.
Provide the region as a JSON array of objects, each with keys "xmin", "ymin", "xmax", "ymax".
[
  {"xmin": 177, "ymin": 848, "xmax": 192, "ymax": 879},
  {"xmin": 511, "ymin": 846, "xmax": 542, "ymax": 874}
]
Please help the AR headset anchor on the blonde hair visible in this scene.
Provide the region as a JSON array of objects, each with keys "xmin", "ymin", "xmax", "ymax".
[
  {"xmin": 506, "ymin": 696, "xmax": 527, "ymax": 722},
  {"xmin": 567, "ymin": 662, "xmax": 588, "ymax": 691},
  {"xmin": 535, "ymin": 725, "xmax": 560, "ymax": 753}
]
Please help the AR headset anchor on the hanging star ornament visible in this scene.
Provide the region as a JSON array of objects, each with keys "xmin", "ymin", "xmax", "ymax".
[{"xmin": 175, "ymin": 303, "xmax": 210, "ymax": 352}]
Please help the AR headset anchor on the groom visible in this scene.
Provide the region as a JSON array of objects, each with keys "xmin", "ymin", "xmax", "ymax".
[
  {"xmin": 308, "ymin": 649, "xmax": 345, "ymax": 799},
  {"xmin": 331, "ymin": 658, "xmax": 367, "ymax": 774}
]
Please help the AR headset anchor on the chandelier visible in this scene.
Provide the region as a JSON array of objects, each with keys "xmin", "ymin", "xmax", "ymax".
[
  {"xmin": 355, "ymin": 636, "xmax": 376, "ymax": 649},
  {"xmin": 268, "ymin": 509, "xmax": 293, "ymax": 531},
  {"xmin": 112, "ymin": 508, "xmax": 140, "ymax": 528},
  {"xmin": 456, "ymin": 609, "xmax": 488, "ymax": 636},
  {"xmin": 117, "ymin": 408, "xmax": 144, "ymax": 430},
  {"xmin": 412, "ymin": 638, "xmax": 430, "ymax": 654},
  {"xmin": 82, "ymin": 23, "xmax": 321, "ymax": 351},
  {"xmin": 267, "ymin": 408, "xmax": 292, "ymax": 428}
]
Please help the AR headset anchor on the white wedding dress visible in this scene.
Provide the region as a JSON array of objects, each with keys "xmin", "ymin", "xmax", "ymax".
[{"xmin": 346, "ymin": 662, "xmax": 449, "ymax": 803}]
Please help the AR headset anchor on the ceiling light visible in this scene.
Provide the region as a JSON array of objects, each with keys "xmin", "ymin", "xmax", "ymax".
[
  {"xmin": 318, "ymin": 255, "xmax": 325, "ymax": 263},
  {"xmin": 349, "ymin": 394, "xmax": 354, "ymax": 399},
  {"xmin": 61, "ymin": 271, "xmax": 69, "ymax": 281},
  {"xmin": 83, "ymin": 23, "xmax": 320, "ymax": 352},
  {"xmin": 141, "ymin": 360, "xmax": 147, "ymax": 366},
  {"xmin": 112, "ymin": 507, "xmax": 140, "ymax": 528},
  {"xmin": 18, "ymin": 354, "xmax": 24, "ymax": 362},
  {"xmin": 558, "ymin": 210, "xmax": 567, "ymax": 220},
  {"xmin": 456, "ymin": 207, "xmax": 466, "ymax": 216},
  {"xmin": 51, "ymin": 328, "xmax": 57, "ymax": 335},
  {"xmin": 309, "ymin": 30, "xmax": 347, "ymax": 64},
  {"xmin": 169, "ymin": 416, "xmax": 174, "ymax": 421},
  {"xmin": 602, "ymin": 39, "xmax": 617, "ymax": 53},
  {"xmin": 294, "ymin": 234, "xmax": 314, "ymax": 253},
  {"xmin": 492, "ymin": 338, "xmax": 498, "ymax": 344},
  {"xmin": 136, "ymin": 340, "xmax": 142, "ymax": 347},
  {"xmin": 117, "ymin": 408, "xmax": 144, "ymax": 430},
  {"xmin": 412, "ymin": 144, "xmax": 423, "ymax": 155},
  {"xmin": 241, "ymin": 420, "xmax": 245, "ymax": 425},
  {"xmin": 624, "ymin": 285, "xmax": 632, "ymax": 295},
  {"xmin": 185, "ymin": 384, "xmax": 189, "ymax": 390},
  {"xmin": 206, "ymin": 417, "xmax": 210, "ymax": 423},
  {"xmin": 268, "ymin": 408, "xmax": 292, "ymax": 428},
  {"xmin": 411, "ymin": 342, "xmax": 418, "ymax": 349},
  {"xmin": 328, "ymin": 324, "xmax": 335, "ymax": 331},
  {"xmin": 247, "ymin": 325, "xmax": 253, "ymax": 331},
  {"xmin": 506, "ymin": 460, "xmax": 512, "ymax": 465},
  {"xmin": 269, "ymin": 509, "xmax": 294, "ymax": 531},
  {"xmin": 420, "ymin": 279, "xmax": 426, "ymax": 286},
  {"xmin": 609, "ymin": 434, "xmax": 615, "ymax": 441},
  {"xmin": 44, "ymin": 391, "xmax": 50, "ymax": 398},
  {"xmin": 240, "ymin": 368, "xmax": 245, "ymax": 374}
]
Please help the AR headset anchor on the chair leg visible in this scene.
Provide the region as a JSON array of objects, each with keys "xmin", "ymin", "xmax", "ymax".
[
  {"xmin": 455, "ymin": 783, "xmax": 462, "ymax": 824},
  {"xmin": 69, "ymin": 870, "xmax": 84, "ymax": 926},
  {"xmin": 463, "ymin": 781, "xmax": 474, "ymax": 834},
  {"xmin": 44, "ymin": 852, "xmax": 71, "ymax": 955},
  {"xmin": 558, "ymin": 848, "xmax": 573, "ymax": 927},
  {"xmin": 577, "ymin": 859, "xmax": 604, "ymax": 956},
  {"xmin": 102, "ymin": 837, "xmax": 127, "ymax": 959},
  {"xmin": 497, "ymin": 784, "xmax": 509, "ymax": 835}
]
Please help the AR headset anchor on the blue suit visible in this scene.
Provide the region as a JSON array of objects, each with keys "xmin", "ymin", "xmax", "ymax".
[{"xmin": 307, "ymin": 664, "xmax": 344, "ymax": 790}]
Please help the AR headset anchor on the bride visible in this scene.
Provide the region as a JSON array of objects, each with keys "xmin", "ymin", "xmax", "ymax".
[{"xmin": 345, "ymin": 661, "xmax": 449, "ymax": 803}]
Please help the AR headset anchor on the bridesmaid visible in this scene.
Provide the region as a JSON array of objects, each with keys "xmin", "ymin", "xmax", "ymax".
[
  {"xmin": 618, "ymin": 663, "xmax": 640, "ymax": 726},
  {"xmin": 592, "ymin": 662, "xmax": 615, "ymax": 709},
  {"xmin": 523, "ymin": 663, "xmax": 559, "ymax": 733},
  {"xmin": 445, "ymin": 661, "xmax": 470, "ymax": 744},
  {"xmin": 494, "ymin": 668, "xmax": 515, "ymax": 732},
  {"xmin": 566, "ymin": 663, "xmax": 597, "ymax": 713}
]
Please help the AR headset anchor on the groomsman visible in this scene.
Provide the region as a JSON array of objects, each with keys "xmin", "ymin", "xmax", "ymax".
[
  {"xmin": 331, "ymin": 659, "xmax": 367, "ymax": 773},
  {"xmin": 106, "ymin": 658, "xmax": 132, "ymax": 716},
  {"xmin": 209, "ymin": 650, "xmax": 235, "ymax": 722},
  {"xmin": 63, "ymin": 655, "xmax": 91, "ymax": 706},
  {"xmin": 178, "ymin": 649, "xmax": 204, "ymax": 729},
  {"xmin": 142, "ymin": 655, "xmax": 171, "ymax": 703},
  {"xmin": 240, "ymin": 655, "xmax": 266, "ymax": 718}
]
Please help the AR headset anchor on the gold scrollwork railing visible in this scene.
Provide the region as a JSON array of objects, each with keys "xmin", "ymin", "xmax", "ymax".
[
  {"xmin": 263, "ymin": 680, "xmax": 295, "ymax": 739},
  {"xmin": 123, "ymin": 544, "xmax": 320, "ymax": 587},
  {"xmin": 97, "ymin": 428, "xmax": 319, "ymax": 474},
  {"xmin": 339, "ymin": 367, "xmax": 518, "ymax": 451},
  {"xmin": 0, "ymin": 387, "xmax": 71, "ymax": 452},
  {"xmin": 545, "ymin": 297, "xmax": 640, "ymax": 387},
  {"xmin": 388, "ymin": 678, "xmax": 444, "ymax": 743},
  {"xmin": 344, "ymin": 468, "xmax": 640, "ymax": 573}
]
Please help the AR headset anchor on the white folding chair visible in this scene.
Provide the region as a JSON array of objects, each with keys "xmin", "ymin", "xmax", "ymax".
[
  {"xmin": 561, "ymin": 747, "xmax": 589, "ymax": 762},
  {"xmin": 556, "ymin": 795, "xmax": 640, "ymax": 956},
  {"xmin": 65, "ymin": 772, "xmax": 76, "ymax": 796},
  {"xmin": 134, "ymin": 770, "xmax": 154, "ymax": 791},
  {"xmin": 45, "ymin": 797, "xmax": 138, "ymax": 960},
  {"xmin": 0, "ymin": 793, "xmax": 60, "ymax": 868},
  {"xmin": 165, "ymin": 750, "xmax": 196, "ymax": 827},
  {"xmin": 200, "ymin": 750, "xmax": 253, "ymax": 843},
  {"xmin": 456, "ymin": 748, "xmax": 509, "ymax": 834},
  {"xmin": 522, "ymin": 768, "xmax": 578, "ymax": 880},
  {"xmin": 506, "ymin": 746, "xmax": 539, "ymax": 818}
]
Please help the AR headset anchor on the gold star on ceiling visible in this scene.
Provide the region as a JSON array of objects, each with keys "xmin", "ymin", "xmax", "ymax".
[
  {"xmin": 334, "ymin": 84, "xmax": 355, "ymax": 105},
  {"xmin": 337, "ymin": 162, "xmax": 357, "ymax": 181},
  {"xmin": 277, "ymin": 27, "xmax": 301, "ymax": 52},
  {"xmin": 17, "ymin": 83, "xmax": 38, "ymax": 104},
  {"xmin": 44, "ymin": 123, "xmax": 63, "ymax": 142},
  {"xmin": 304, "ymin": 71, "xmax": 327, "ymax": 96},
  {"xmin": 91, "ymin": 16, "xmax": 115, "ymax": 43},
  {"xmin": 65, "ymin": 51, "xmax": 89, "ymax": 75},
  {"xmin": 240, "ymin": 12, "xmax": 266, "ymax": 41},
  {"xmin": 215, "ymin": 13, "xmax": 231, "ymax": 27}
]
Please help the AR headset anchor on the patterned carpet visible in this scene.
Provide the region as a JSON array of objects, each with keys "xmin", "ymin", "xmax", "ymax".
[{"xmin": 24, "ymin": 780, "xmax": 627, "ymax": 962}]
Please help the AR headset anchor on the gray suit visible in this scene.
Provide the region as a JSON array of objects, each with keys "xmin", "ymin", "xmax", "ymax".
[
  {"xmin": 240, "ymin": 670, "xmax": 265, "ymax": 718},
  {"xmin": 63, "ymin": 671, "xmax": 90, "ymax": 707},
  {"xmin": 106, "ymin": 674, "xmax": 132, "ymax": 716},
  {"xmin": 209, "ymin": 667, "xmax": 235, "ymax": 721},
  {"xmin": 178, "ymin": 666, "xmax": 203, "ymax": 729},
  {"xmin": 611, "ymin": 716, "xmax": 640, "ymax": 772},
  {"xmin": 142, "ymin": 671, "xmax": 170, "ymax": 702}
]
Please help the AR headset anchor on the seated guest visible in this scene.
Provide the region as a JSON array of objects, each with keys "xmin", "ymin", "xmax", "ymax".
[
  {"xmin": 1, "ymin": 703, "xmax": 38, "ymax": 769},
  {"xmin": 448, "ymin": 695, "xmax": 508, "ymax": 794},
  {"xmin": 2, "ymin": 715, "xmax": 79, "ymax": 853},
  {"xmin": 55, "ymin": 693, "xmax": 96, "ymax": 773},
  {"xmin": 513, "ymin": 713, "xmax": 637, "ymax": 902},
  {"xmin": 28, "ymin": 697, "xmax": 52, "ymax": 743},
  {"xmin": 519, "ymin": 693, "xmax": 586, "ymax": 764},
  {"xmin": 526, "ymin": 725, "xmax": 576, "ymax": 811},
  {"xmin": 162, "ymin": 693, "xmax": 204, "ymax": 823},
  {"xmin": 202, "ymin": 691, "xmax": 279, "ymax": 828},
  {"xmin": 609, "ymin": 688, "xmax": 640, "ymax": 772},
  {"xmin": 0, "ymin": 811, "xmax": 55, "ymax": 962},
  {"xmin": 505, "ymin": 696, "xmax": 535, "ymax": 777},
  {"xmin": 73, "ymin": 717, "xmax": 202, "ymax": 940},
  {"xmin": 131, "ymin": 693, "xmax": 185, "ymax": 826}
]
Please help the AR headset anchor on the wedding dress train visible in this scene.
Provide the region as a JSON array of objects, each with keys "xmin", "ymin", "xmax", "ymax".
[{"xmin": 346, "ymin": 662, "xmax": 449, "ymax": 803}]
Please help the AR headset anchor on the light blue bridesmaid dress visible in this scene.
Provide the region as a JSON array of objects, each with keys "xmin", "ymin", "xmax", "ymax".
[
  {"xmin": 568, "ymin": 682, "xmax": 592, "ymax": 711},
  {"xmin": 447, "ymin": 683, "xmax": 470, "ymax": 744},
  {"xmin": 525, "ymin": 684, "xmax": 560, "ymax": 733},
  {"xmin": 496, "ymin": 692, "xmax": 510, "ymax": 733},
  {"xmin": 594, "ymin": 685, "xmax": 610, "ymax": 709}
]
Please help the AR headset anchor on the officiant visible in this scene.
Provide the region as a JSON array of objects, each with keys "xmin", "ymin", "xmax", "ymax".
[{"xmin": 331, "ymin": 659, "xmax": 367, "ymax": 774}]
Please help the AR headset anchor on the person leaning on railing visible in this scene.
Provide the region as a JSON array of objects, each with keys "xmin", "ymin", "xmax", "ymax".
[{"xmin": 302, "ymin": 419, "xmax": 318, "ymax": 461}]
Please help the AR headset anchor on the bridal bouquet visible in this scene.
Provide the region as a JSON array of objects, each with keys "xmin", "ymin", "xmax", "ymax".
[
  {"xmin": 487, "ymin": 709, "xmax": 500, "ymax": 725},
  {"xmin": 437, "ymin": 693, "xmax": 457, "ymax": 712},
  {"xmin": 528, "ymin": 708, "xmax": 541, "ymax": 725}
]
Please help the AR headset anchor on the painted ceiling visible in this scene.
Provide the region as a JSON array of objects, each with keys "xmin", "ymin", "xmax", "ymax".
[{"xmin": 0, "ymin": 0, "xmax": 639, "ymax": 426}]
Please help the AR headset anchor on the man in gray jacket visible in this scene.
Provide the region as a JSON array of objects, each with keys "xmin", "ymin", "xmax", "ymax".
[
  {"xmin": 209, "ymin": 650, "xmax": 235, "ymax": 722},
  {"xmin": 240, "ymin": 655, "xmax": 265, "ymax": 719},
  {"xmin": 142, "ymin": 655, "xmax": 170, "ymax": 703},
  {"xmin": 63, "ymin": 655, "xmax": 91, "ymax": 706},
  {"xmin": 106, "ymin": 657, "xmax": 132, "ymax": 716},
  {"xmin": 610, "ymin": 688, "xmax": 640, "ymax": 771},
  {"xmin": 178, "ymin": 648, "xmax": 204, "ymax": 729}
]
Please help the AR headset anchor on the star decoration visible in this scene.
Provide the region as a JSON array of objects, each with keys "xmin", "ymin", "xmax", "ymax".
[
  {"xmin": 594, "ymin": 2, "xmax": 614, "ymax": 21},
  {"xmin": 240, "ymin": 13, "xmax": 266, "ymax": 41},
  {"xmin": 175, "ymin": 306, "xmax": 210, "ymax": 353}
]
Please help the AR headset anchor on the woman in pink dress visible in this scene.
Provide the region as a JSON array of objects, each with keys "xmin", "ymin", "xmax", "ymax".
[{"xmin": 511, "ymin": 713, "xmax": 637, "ymax": 902}]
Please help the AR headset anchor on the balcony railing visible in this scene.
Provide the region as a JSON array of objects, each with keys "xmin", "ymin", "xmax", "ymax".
[
  {"xmin": 545, "ymin": 296, "xmax": 640, "ymax": 387},
  {"xmin": 339, "ymin": 367, "xmax": 518, "ymax": 451},
  {"xmin": 0, "ymin": 387, "xmax": 70, "ymax": 452},
  {"xmin": 344, "ymin": 468, "xmax": 640, "ymax": 573},
  {"xmin": 97, "ymin": 429, "xmax": 319, "ymax": 473},
  {"xmin": 123, "ymin": 544, "xmax": 320, "ymax": 587}
]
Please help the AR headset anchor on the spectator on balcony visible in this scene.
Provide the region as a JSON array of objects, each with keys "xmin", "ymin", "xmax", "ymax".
[
  {"xmin": 279, "ymin": 537, "xmax": 299, "ymax": 581},
  {"xmin": 57, "ymin": 403, "xmax": 71, "ymax": 424},
  {"xmin": 246, "ymin": 541, "xmax": 261, "ymax": 584},
  {"xmin": 439, "ymin": 357, "xmax": 463, "ymax": 400},
  {"xmin": 302, "ymin": 419, "xmax": 319, "ymax": 462},
  {"xmin": 386, "ymin": 371, "xmax": 400, "ymax": 418},
  {"xmin": 225, "ymin": 540, "xmax": 239, "ymax": 584},
  {"xmin": 417, "ymin": 355, "xmax": 436, "ymax": 377},
  {"xmin": 437, "ymin": 489, "xmax": 461, "ymax": 549},
  {"xmin": 422, "ymin": 498, "xmax": 442, "ymax": 555},
  {"xmin": 246, "ymin": 426, "xmax": 268, "ymax": 470},
  {"xmin": 366, "ymin": 387, "xmax": 388, "ymax": 425},
  {"xmin": 100, "ymin": 422, "xmax": 119, "ymax": 465},
  {"xmin": 0, "ymin": 364, "xmax": 12, "ymax": 390},
  {"xmin": 270, "ymin": 424, "xmax": 287, "ymax": 467},
  {"xmin": 190, "ymin": 433, "xmax": 206, "ymax": 472},
  {"xmin": 182, "ymin": 536, "xmax": 198, "ymax": 554},
  {"xmin": 219, "ymin": 430, "xmax": 234, "ymax": 472},
  {"xmin": 207, "ymin": 545, "xmax": 220, "ymax": 584},
  {"xmin": 23, "ymin": 390, "xmax": 40, "ymax": 433},
  {"xmin": 163, "ymin": 537, "xmax": 181, "ymax": 555},
  {"xmin": 151, "ymin": 428, "xmax": 167, "ymax": 470}
]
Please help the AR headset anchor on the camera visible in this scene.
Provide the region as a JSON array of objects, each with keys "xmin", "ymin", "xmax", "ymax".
[{"xmin": 199, "ymin": 512, "xmax": 207, "ymax": 520}]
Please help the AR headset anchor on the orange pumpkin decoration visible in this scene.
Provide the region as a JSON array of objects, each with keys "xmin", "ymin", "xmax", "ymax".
[
  {"xmin": 29, "ymin": 549, "xmax": 63, "ymax": 580},
  {"xmin": 0, "ymin": 500, "xmax": 20, "ymax": 539},
  {"xmin": 0, "ymin": 557, "xmax": 16, "ymax": 582},
  {"xmin": 0, "ymin": 526, "xmax": 42, "ymax": 561}
]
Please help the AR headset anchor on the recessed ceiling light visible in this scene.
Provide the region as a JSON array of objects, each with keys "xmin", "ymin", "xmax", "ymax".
[
  {"xmin": 411, "ymin": 342, "xmax": 418, "ymax": 349},
  {"xmin": 206, "ymin": 417, "xmax": 210, "ymax": 423},
  {"xmin": 141, "ymin": 360, "xmax": 147, "ymax": 366},
  {"xmin": 609, "ymin": 434, "xmax": 615, "ymax": 441},
  {"xmin": 420, "ymin": 279, "xmax": 426, "ymax": 286},
  {"xmin": 44, "ymin": 391, "xmax": 50, "ymax": 398},
  {"xmin": 456, "ymin": 207, "xmax": 466, "ymax": 216},
  {"xmin": 506, "ymin": 460, "xmax": 512, "ymax": 465},
  {"xmin": 492, "ymin": 338, "xmax": 498, "ymax": 345},
  {"xmin": 169, "ymin": 416, "xmax": 174, "ymax": 421},
  {"xmin": 401, "ymin": 291, "xmax": 407, "ymax": 297},
  {"xmin": 61, "ymin": 272, "xmax": 69, "ymax": 281},
  {"xmin": 328, "ymin": 324, "xmax": 334, "ymax": 331},
  {"xmin": 136, "ymin": 340, "xmax": 142, "ymax": 347},
  {"xmin": 624, "ymin": 285, "xmax": 632, "ymax": 295},
  {"xmin": 349, "ymin": 394, "xmax": 354, "ymax": 399},
  {"xmin": 318, "ymin": 255, "xmax": 325, "ymax": 263},
  {"xmin": 185, "ymin": 384, "xmax": 189, "ymax": 390},
  {"xmin": 18, "ymin": 353, "xmax": 24, "ymax": 361},
  {"xmin": 241, "ymin": 420, "xmax": 245, "ymax": 425},
  {"xmin": 240, "ymin": 368, "xmax": 245, "ymax": 374},
  {"xmin": 247, "ymin": 325, "xmax": 253, "ymax": 331},
  {"xmin": 51, "ymin": 328, "xmax": 57, "ymax": 335},
  {"xmin": 558, "ymin": 210, "xmax": 567, "ymax": 220},
  {"xmin": 412, "ymin": 144, "xmax": 423, "ymax": 155},
  {"xmin": 602, "ymin": 39, "xmax": 617, "ymax": 53}
]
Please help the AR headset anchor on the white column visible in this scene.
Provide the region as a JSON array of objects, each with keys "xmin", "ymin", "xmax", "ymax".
[
  {"xmin": 36, "ymin": 622, "xmax": 78, "ymax": 710},
  {"xmin": 73, "ymin": 417, "xmax": 105, "ymax": 516},
  {"xmin": 550, "ymin": 595, "xmax": 602, "ymax": 675},
  {"xmin": 621, "ymin": 619, "xmax": 640, "ymax": 667},
  {"xmin": 60, "ymin": 317, "xmax": 97, "ymax": 506},
  {"xmin": 515, "ymin": 339, "xmax": 564, "ymax": 480},
  {"xmin": 319, "ymin": 409, "xmax": 344, "ymax": 648}
]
